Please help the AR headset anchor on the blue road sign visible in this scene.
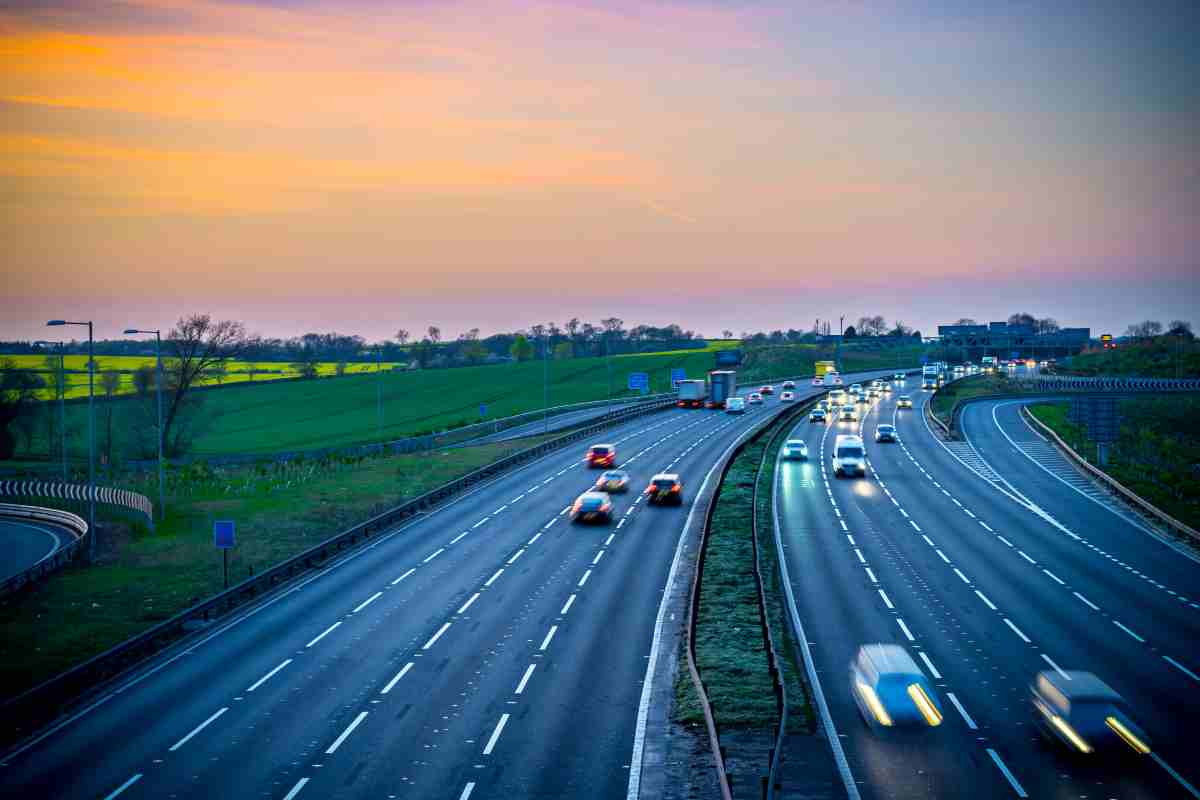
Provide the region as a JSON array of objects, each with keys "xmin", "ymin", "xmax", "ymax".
[
  {"xmin": 214, "ymin": 520, "xmax": 235, "ymax": 549},
  {"xmin": 1011, "ymin": 351, "xmax": 1020, "ymax": 359},
  {"xmin": 670, "ymin": 368, "xmax": 686, "ymax": 386},
  {"xmin": 628, "ymin": 372, "xmax": 649, "ymax": 391},
  {"xmin": 479, "ymin": 403, "xmax": 487, "ymax": 417},
  {"xmin": 921, "ymin": 355, "xmax": 928, "ymax": 364}
]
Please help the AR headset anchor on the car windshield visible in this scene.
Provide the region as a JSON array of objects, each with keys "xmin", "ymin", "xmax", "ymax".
[
  {"xmin": 590, "ymin": 446, "xmax": 610, "ymax": 455},
  {"xmin": 878, "ymin": 426, "xmax": 894, "ymax": 433},
  {"xmin": 843, "ymin": 405, "xmax": 855, "ymax": 412},
  {"xmin": 602, "ymin": 471, "xmax": 626, "ymax": 480},
  {"xmin": 786, "ymin": 441, "xmax": 805, "ymax": 448},
  {"xmin": 580, "ymin": 495, "xmax": 605, "ymax": 509},
  {"xmin": 837, "ymin": 446, "xmax": 864, "ymax": 459},
  {"xmin": 653, "ymin": 479, "xmax": 676, "ymax": 490}
]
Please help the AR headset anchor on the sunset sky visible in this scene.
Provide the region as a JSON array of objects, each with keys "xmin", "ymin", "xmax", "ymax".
[{"xmin": 3, "ymin": 0, "xmax": 1198, "ymax": 342}]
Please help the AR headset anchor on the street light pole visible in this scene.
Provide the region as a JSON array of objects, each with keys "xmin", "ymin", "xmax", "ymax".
[
  {"xmin": 49, "ymin": 319, "xmax": 95, "ymax": 558},
  {"xmin": 124, "ymin": 327, "xmax": 165, "ymax": 525},
  {"xmin": 837, "ymin": 315, "xmax": 844, "ymax": 371}
]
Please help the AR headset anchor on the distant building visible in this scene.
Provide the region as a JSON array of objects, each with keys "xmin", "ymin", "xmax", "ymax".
[{"xmin": 936, "ymin": 322, "xmax": 1090, "ymax": 360}]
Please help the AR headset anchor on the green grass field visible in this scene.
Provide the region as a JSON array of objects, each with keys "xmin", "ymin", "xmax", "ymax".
[
  {"xmin": 1029, "ymin": 399, "xmax": 1200, "ymax": 532},
  {"xmin": 2, "ymin": 354, "xmax": 403, "ymax": 400},
  {"xmin": 9, "ymin": 341, "xmax": 922, "ymax": 463},
  {"xmin": 1062, "ymin": 337, "xmax": 1200, "ymax": 378}
]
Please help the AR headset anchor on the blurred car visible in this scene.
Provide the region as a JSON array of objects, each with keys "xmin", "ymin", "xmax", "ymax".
[
  {"xmin": 780, "ymin": 390, "xmax": 795, "ymax": 402},
  {"xmin": 782, "ymin": 380, "xmax": 796, "ymax": 390},
  {"xmin": 851, "ymin": 644, "xmax": 943, "ymax": 729},
  {"xmin": 882, "ymin": 383, "xmax": 893, "ymax": 393},
  {"xmin": 725, "ymin": 396, "xmax": 747, "ymax": 414},
  {"xmin": 874, "ymin": 424, "xmax": 897, "ymax": 443},
  {"xmin": 810, "ymin": 408, "xmax": 827, "ymax": 423},
  {"xmin": 594, "ymin": 469, "xmax": 630, "ymax": 493},
  {"xmin": 586, "ymin": 443, "xmax": 616, "ymax": 468},
  {"xmin": 781, "ymin": 439, "xmax": 809, "ymax": 460},
  {"xmin": 849, "ymin": 383, "xmax": 863, "ymax": 395},
  {"xmin": 855, "ymin": 392, "xmax": 871, "ymax": 405},
  {"xmin": 893, "ymin": 372, "xmax": 906, "ymax": 381},
  {"xmin": 748, "ymin": 393, "xmax": 764, "ymax": 405},
  {"xmin": 1031, "ymin": 671, "xmax": 1150, "ymax": 757},
  {"xmin": 570, "ymin": 491, "xmax": 613, "ymax": 524},
  {"xmin": 760, "ymin": 385, "xmax": 774, "ymax": 395},
  {"xmin": 829, "ymin": 390, "xmax": 847, "ymax": 405},
  {"xmin": 645, "ymin": 473, "xmax": 683, "ymax": 505},
  {"xmin": 897, "ymin": 395, "xmax": 913, "ymax": 409},
  {"xmin": 812, "ymin": 376, "xmax": 825, "ymax": 386},
  {"xmin": 868, "ymin": 387, "xmax": 881, "ymax": 398},
  {"xmin": 840, "ymin": 404, "xmax": 858, "ymax": 422},
  {"xmin": 1039, "ymin": 360, "xmax": 1049, "ymax": 367}
]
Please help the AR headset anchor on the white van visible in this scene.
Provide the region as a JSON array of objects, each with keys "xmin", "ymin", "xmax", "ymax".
[{"xmin": 833, "ymin": 434, "xmax": 866, "ymax": 478}]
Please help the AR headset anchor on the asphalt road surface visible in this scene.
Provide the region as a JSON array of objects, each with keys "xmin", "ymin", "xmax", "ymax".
[
  {"xmin": 775, "ymin": 381, "xmax": 1200, "ymax": 800},
  {"xmin": 3, "ymin": 370, "xmax": 900, "ymax": 800},
  {"xmin": 0, "ymin": 517, "xmax": 62, "ymax": 584}
]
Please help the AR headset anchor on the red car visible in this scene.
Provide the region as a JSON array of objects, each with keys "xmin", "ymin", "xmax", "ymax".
[
  {"xmin": 586, "ymin": 443, "xmax": 616, "ymax": 468},
  {"xmin": 760, "ymin": 385, "xmax": 774, "ymax": 395}
]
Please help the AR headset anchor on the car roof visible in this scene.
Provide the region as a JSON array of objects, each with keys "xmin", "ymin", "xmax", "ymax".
[
  {"xmin": 589, "ymin": 443, "xmax": 615, "ymax": 449},
  {"xmin": 1036, "ymin": 671, "xmax": 1122, "ymax": 704},
  {"xmin": 785, "ymin": 439, "xmax": 807, "ymax": 445},
  {"xmin": 651, "ymin": 473, "xmax": 680, "ymax": 481},
  {"xmin": 877, "ymin": 423, "xmax": 895, "ymax": 429},
  {"xmin": 602, "ymin": 469, "xmax": 627, "ymax": 476},
  {"xmin": 855, "ymin": 644, "xmax": 922, "ymax": 678},
  {"xmin": 579, "ymin": 491, "xmax": 608, "ymax": 502}
]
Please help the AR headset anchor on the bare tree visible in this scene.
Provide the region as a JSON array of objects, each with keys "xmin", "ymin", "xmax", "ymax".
[
  {"xmin": 162, "ymin": 314, "xmax": 248, "ymax": 456},
  {"xmin": 1167, "ymin": 319, "xmax": 1193, "ymax": 337},
  {"xmin": 1124, "ymin": 320, "xmax": 1163, "ymax": 339},
  {"xmin": 722, "ymin": 329, "xmax": 733, "ymax": 340},
  {"xmin": 1035, "ymin": 317, "xmax": 1059, "ymax": 334},
  {"xmin": 395, "ymin": 329, "xmax": 410, "ymax": 347},
  {"xmin": 426, "ymin": 326, "xmax": 441, "ymax": 344},
  {"xmin": 953, "ymin": 318, "xmax": 977, "ymax": 326},
  {"xmin": 857, "ymin": 315, "xmax": 887, "ymax": 337}
]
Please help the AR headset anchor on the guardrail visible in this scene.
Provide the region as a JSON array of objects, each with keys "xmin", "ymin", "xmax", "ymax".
[
  {"xmin": 0, "ymin": 480, "xmax": 153, "ymax": 526},
  {"xmin": 1020, "ymin": 406, "xmax": 1200, "ymax": 545},
  {"xmin": 1018, "ymin": 376, "xmax": 1200, "ymax": 392},
  {"xmin": 0, "ymin": 504, "xmax": 88, "ymax": 597},
  {"xmin": 0, "ymin": 396, "xmax": 676, "ymax": 744}
]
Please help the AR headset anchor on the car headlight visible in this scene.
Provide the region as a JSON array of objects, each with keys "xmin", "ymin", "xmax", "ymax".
[
  {"xmin": 856, "ymin": 681, "xmax": 893, "ymax": 726},
  {"xmin": 907, "ymin": 683, "xmax": 942, "ymax": 726},
  {"xmin": 1106, "ymin": 716, "xmax": 1150, "ymax": 754}
]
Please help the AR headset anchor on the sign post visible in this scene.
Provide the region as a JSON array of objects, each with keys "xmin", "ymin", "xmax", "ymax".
[
  {"xmin": 479, "ymin": 403, "xmax": 487, "ymax": 418},
  {"xmin": 214, "ymin": 520, "xmax": 235, "ymax": 590},
  {"xmin": 628, "ymin": 372, "xmax": 649, "ymax": 395},
  {"xmin": 670, "ymin": 368, "xmax": 686, "ymax": 388}
]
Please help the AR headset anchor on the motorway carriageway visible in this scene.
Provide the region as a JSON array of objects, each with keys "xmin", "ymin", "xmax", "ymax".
[
  {"xmin": 776, "ymin": 382, "xmax": 1200, "ymax": 799},
  {"xmin": 3, "ymin": 370, "xmax": 899, "ymax": 800},
  {"xmin": 0, "ymin": 518, "xmax": 63, "ymax": 583}
]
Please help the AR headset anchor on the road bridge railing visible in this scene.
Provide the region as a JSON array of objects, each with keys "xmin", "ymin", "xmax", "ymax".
[{"xmin": 0, "ymin": 504, "xmax": 88, "ymax": 597}]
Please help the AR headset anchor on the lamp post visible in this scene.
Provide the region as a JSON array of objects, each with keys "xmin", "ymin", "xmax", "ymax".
[
  {"xmin": 123, "ymin": 327, "xmax": 164, "ymax": 525},
  {"xmin": 34, "ymin": 339, "xmax": 67, "ymax": 481},
  {"xmin": 837, "ymin": 315, "xmax": 844, "ymax": 371},
  {"xmin": 47, "ymin": 319, "xmax": 95, "ymax": 558}
]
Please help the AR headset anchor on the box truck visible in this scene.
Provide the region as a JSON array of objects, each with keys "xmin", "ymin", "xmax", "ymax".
[
  {"xmin": 707, "ymin": 371, "xmax": 736, "ymax": 409},
  {"xmin": 676, "ymin": 379, "xmax": 708, "ymax": 408}
]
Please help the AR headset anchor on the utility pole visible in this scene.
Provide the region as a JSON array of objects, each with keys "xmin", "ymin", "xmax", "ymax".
[{"xmin": 124, "ymin": 327, "xmax": 165, "ymax": 525}]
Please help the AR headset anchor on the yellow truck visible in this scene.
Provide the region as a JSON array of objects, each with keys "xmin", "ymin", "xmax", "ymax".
[{"xmin": 815, "ymin": 360, "xmax": 838, "ymax": 377}]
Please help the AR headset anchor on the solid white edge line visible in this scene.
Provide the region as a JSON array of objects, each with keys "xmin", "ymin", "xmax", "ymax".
[
  {"xmin": 282, "ymin": 777, "xmax": 310, "ymax": 800},
  {"xmin": 422, "ymin": 622, "xmax": 452, "ymax": 650},
  {"xmin": 482, "ymin": 713, "xmax": 510, "ymax": 755},
  {"xmin": 896, "ymin": 618, "xmax": 915, "ymax": 641},
  {"xmin": 103, "ymin": 773, "xmax": 142, "ymax": 800},
  {"xmin": 380, "ymin": 662, "xmax": 413, "ymax": 694},
  {"xmin": 945, "ymin": 692, "xmax": 977, "ymax": 730},
  {"xmin": 1040, "ymin": 653, "xmax": 1070, "ymax": 681},
  {"xmin": 917, "ymin": 651, "xmax": 941, "ymax": 680},
  {"xmin": 246, "ymin": 658, "xmax": 292, "ymax": 692},
  {"xmin": 353, "ymin": 591, "xmax": 383, "ymax": 614},
  {"xmin": 325, "ymin": 711, "xmax": 368, "ymax": 754},
  {"xmin": 515, "ymin": 663, "xmax": 537, "ymax": 694},
  {"xmin": 305, "ymin": 620, "xmax": 342, "ymax": 648},
  {"xmin": 168, "ymin": 706, "xmax": 228, "ymax": 752},
  {"xmin": 986, "ymin": 748, "xmax": 1028, "ymax": 797}
]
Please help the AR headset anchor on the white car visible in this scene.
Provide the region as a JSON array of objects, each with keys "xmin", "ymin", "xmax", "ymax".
[
  {"xmin": 780, "ymin": 390, "xmax": 795, "ymax": 402},
  {"xmin": 840, "ymin": 404, "xmax": 858, "ymax": 422},
  {"xmin": 897, "ymin": 395, "xmax": 913, "ymax": 409},
  {"xmin": 812, "ymin": 376, "xmax": 825, "ymax": 386},
  {"xmin": 725, "ymin": 397, "xmax": 747, "ymax": 414},
  {"xmin": 781, "ymin": 439, "xmax": 809, "ymax": 460},
  {"xmin": 748, "ymin": 393, "xmax": 764, "ymax": 405}
]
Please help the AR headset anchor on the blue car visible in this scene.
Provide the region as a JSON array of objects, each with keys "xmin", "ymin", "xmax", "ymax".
[{"xmin": 850, "ymin": 644, "xmax": 944, "ymax": 729}]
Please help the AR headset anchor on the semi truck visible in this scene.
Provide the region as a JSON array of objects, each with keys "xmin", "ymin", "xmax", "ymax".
[
  {"xmin": 676, "ymin": 379, "xmax": 708, "ymax": 408},
  {"xmin": 815, "ymin": 360, "xmax": 837, "ymax": 377},
  {"xmin": 980, "ymin": 355, "xmax": 997, "ymax": 374},
  {"xmin": 707, "ymin": 370, "xmax": 736, "ymax": 409}
]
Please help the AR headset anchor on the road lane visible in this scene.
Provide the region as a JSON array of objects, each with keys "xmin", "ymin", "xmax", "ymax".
[{"xmin": 0, "ymin": 518, "xmax": 61, "ymax": 583}]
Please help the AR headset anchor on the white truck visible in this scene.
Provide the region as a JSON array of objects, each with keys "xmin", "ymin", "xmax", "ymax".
[{"xmin": 676, "ymin": 379, "xmax": 708, "ymax": 409}]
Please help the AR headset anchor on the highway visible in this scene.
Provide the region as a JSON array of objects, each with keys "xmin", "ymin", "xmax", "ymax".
[
  {"xmin": 776, "ymin": 381, "xmax": 1200, "ymax": 799},
  {"xmin": 0, "ymin": 517, "xmax": 62, "ymax": 584},
  {"xmin": 3, "ymin": 370, "xmax": 898, "ymax": 800}
]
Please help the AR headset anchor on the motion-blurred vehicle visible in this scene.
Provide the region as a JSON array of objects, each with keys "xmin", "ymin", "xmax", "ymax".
[
  {"xmin": 748, "ymin": 393, "xmax": 763, "ymax": 405},
  {"xmin": 676, "ymin": 379, "xmax": 708, "ymax": 408},
  {"xmin": 782, "ymin": 380, "xmax": 796, "ymax": 390},
  {"xmin": 893, "ymin": 372, "xmax": 906, "ymax": 381},
  {"xmin": 829, "ymin": 389, "xmax": 847, "ymax": 405},
  {"xmin": 851, "ymin": 644, "xmax": 943, "ymax": 729},
  {"xmin": 921, "ymin": 378, "xmax": 936, "ymax": 390},
  {"xmin": 810, "ymin": 408, "xmax": 827, "ymax": 423},
  {"xmin": 849, "ymin": 383, "xmax": 863, "ymax": 395},
  {"xmin": 833, "ymin": 434, "xmax": 865, "ymax": 477},
  {"xmin": 855, "ymin": 391, "xmax": 871, "ymax": 405},
  {"xmin": 780, "ymin": 390, "xmax": 795, "ymax": 402},
  {"xmin": 874, "ymin": 424, "xmax": 897, "ymax": 443},
  {"xmin": 725, "ymin": 397, "xmax": 747, "ymax": 414},
  {"xmin": 897, "ymin": 395, "xmax": 913, "ymax": 409},
  {"xmin": 812, "ymin": 375, "xmax": 825, "ymax": 386},
  {"xmin": 781, "ymin": 439, "xmax": 809, "ymax": 460},
  {"xmin": 586, "ymin": 443, "xmax": 616, "ymax": 468},
  {"xmin": 760, "ymin": 385, "xmax": 774, "ymax": 395},
  {"xmin": 570, "ymin": 491, "xmax": 613, "ymax": 524},
  {"xmin": 882, "ymin": 383, "xmax": 893, "ymax": 393},
  {"xmin": 840, "ymin": 404, "xmax": 858, "ymax": 422},
  {"xmin": 594, "ymin": 469, "xmax": 630, "ymax": 493},
  {"xmin": 645, "ymin": 473, "xmax": 683, "ymax": 505},
  {"xmin": 708, "ymin": 370, "xmax": 737, "ymax": 409},
  {"xmin": 1031, "ymin": 671, "xmax": 1150, "ymax": 757}
]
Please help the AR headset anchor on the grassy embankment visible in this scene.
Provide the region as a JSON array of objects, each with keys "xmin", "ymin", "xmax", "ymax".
[
  {"xmin": 12, "ymin": 341, "xmax": 916, "ymax": 464},
  {"xmin": 1061, "ymin": 337, "xmax": 1200, "ymax": 378},
  {"xmin": 1029, "ymin": 399, "xmax": 1200, "ymax": 532},
  {"xmin": 929, "ymin": 374, "xmax": 1017, "ymax": 424},
  {"xmin": 2, "ymin": 354, "xmax": 402, "ymax": 400},
  {"xmin": 674, "ymin": 402, "xmax": 814, "ymax": 792},
  {"xmin": 0, "ymin": 431, "xmax": 558, "ymax": 701}
]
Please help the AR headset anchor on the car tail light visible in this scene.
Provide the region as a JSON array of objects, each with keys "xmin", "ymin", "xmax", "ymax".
[{"xmin": 670, "ymin": 485, "xmax": 680, "ymax": 492}]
